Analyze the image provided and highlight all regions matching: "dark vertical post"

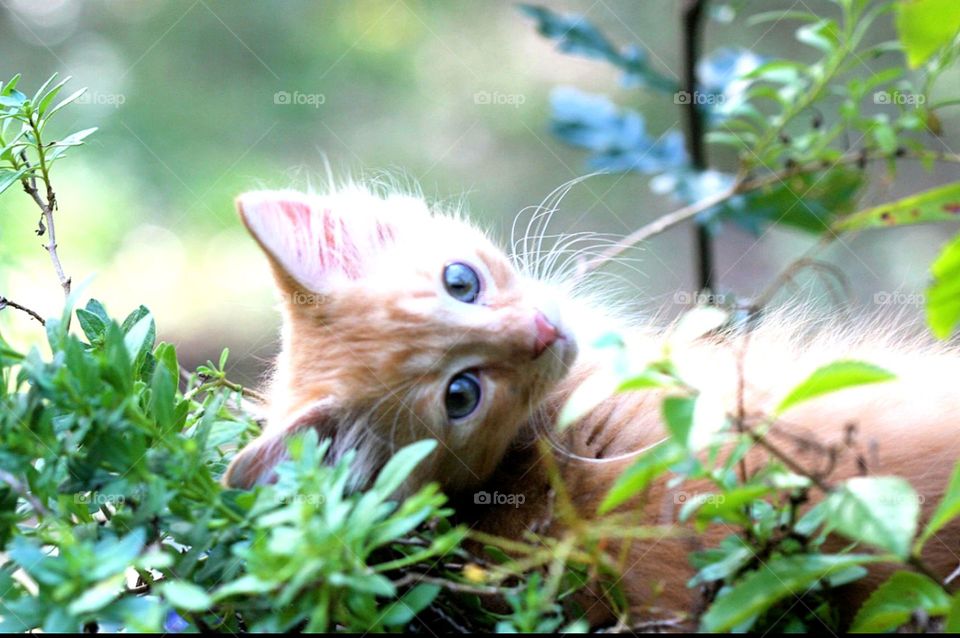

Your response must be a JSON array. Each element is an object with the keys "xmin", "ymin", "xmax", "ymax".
[{"xmin": 681, "ymin": 0, "xmax": 714, "ymax": 294}]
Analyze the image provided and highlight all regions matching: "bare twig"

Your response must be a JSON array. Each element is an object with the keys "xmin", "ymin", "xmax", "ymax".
[
  {"xmin": 576, "ymin": 149, "xmax": 960, "ymax": 280},
  {"xmin": 18, "ymin": 115, "xmax": 71, "ymax": 298},
  {"xmin": 0, "ymin": 468, "xmax": 50, "ymax": 516},
  {"xmin": 576, "ymin": 184, "xmax": 738, "ymax": 280},
  {"xmin": 745, "ymin": 426, "xmax": 833, "ymax": 493},
  {"xmin": 0, "ymin": 295, "xmax": 45, "ymax": 325}
]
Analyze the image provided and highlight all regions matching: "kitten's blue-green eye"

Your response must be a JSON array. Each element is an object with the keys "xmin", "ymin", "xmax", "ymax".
[
  {"xmin": 445, "ymin": 372, "xmax": 481, "ymax": 420},
  {"xmin": 443, "ymin": 262, "xmax": 480, "ymax": 303}
]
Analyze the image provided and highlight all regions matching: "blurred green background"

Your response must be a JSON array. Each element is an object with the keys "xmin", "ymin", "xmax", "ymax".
[{"xmin": 1, "ymin": 0, "xmax": 959, "ymax": 386}]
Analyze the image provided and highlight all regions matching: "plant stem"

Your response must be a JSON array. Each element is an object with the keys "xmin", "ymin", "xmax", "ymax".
[
  {"xmin": 0, "ymin": 468, "xmax": 50, "ymax": 516},
  {"xmin": 20, "ymin": 114, "xmax": 71, "ymax": 299},
  {"xmin": 0, "ymin": 295, "xmax": 45, "ymax": 325},
  {"xmin": 680, "ymin": 0, "xmax": 714, "ymax": 293},
  {"xmin": 576, "ymin": 149, "xmax": 960, "ymax": 279}
]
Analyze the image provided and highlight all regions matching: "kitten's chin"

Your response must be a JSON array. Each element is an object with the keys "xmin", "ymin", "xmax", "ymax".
[{"xmin": 545, "ymin": 331, "xmax": 579, "ymax": 380}]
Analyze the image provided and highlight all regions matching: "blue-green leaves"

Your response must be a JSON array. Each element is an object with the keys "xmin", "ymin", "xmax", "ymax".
[
  {"xmin": 519, "ymin": 5, "xmax": 677, "ymax": 92},
  {"xmin": 549, "ymin": 87, "xmax": 688, "ymax": 174}
]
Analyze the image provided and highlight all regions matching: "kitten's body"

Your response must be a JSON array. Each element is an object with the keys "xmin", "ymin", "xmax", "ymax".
[
  {"xmin": 462, "ymin": 318, "xmax": 960, "ymax": 625},
  {"xmin": 225, "ymin": 184, "xmax": 960, "ymax": 628}
]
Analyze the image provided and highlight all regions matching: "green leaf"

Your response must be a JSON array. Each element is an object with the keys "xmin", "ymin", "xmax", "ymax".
[
  {"xmin": 75, "ymin": 308, "xmax": 106, "ymax": 342},
  {"xmin": 915, "ymin": 459, "xmax": 960, "ymax": 552},
  {"xmin": 150, "ymin": 365, "xmax": 176, "ymax": 432},
  {"xmin": 662, "ymin": 393, "xmax": 729, "ymax": 452},
  {"xmin": 159, "ymin": 580, "xmax": 213, "ymax": 612},
  {"xmin": 662, "ymin": 396, "xmax": 695, "ymax": 447},
  {"xmin": 212, "ymin": 575, "xmax": 275, "ymax": 601},
  {"xmin": 684, "ymin": 484, "xmax": 773, "ymax": 530},
  {"xmin": 701, "ymin": 554, "xmax": 881, "ymax": 632},
  {"xmin": 775, "ymin": 360, "xmax": 895, "ymax": 415},
  {"xmin": 832, "ymin": 181, "xmax": 960, "ymax": 233},
  {"xmin": 689, "ymin": 536, "xmax": 754, "ymax": 587},
  {"xmin": 851, "ymin": 571, "xmax": 950, "ymax": 632},
  {"xmin": 598, "ymin": 440, "xmax": 685, "ymax": 514},
  {"xmin": 30, "ymin": 73, "xmax": 60, "ymax": 104},
  {"xmin": 926, "ymin": 232, "xmax": 960, "ymax": 339},
  {"xmin": 122, "ymin": 312, "xmax": 155, "ymax": 365},
  {"xmin": 946, "ymin": 591, "xmax": 960, "ymax": 632},
  {"xmin": 42, "ymin": 87, "xmax": 86, "ymax": 121},
  {"xmin": 0, "ymin": 166, "xmax": 28, "ymax": 195},
  {"xmin": 796, "ymin": 18, "xmax": 841, "ymax": 53},
  {"xmin": 716, "ymin": 167, "xmax": 865, "ymax": 235},
  {"xmin": 371, "ymin": 439, "xmax": 437, "ymax": 498},
  {"xmin": 826, "ymin": 477, "xmax": 920, "ymax": 558},
  {"xmin": 68, "ymin": 573, "xmax": 125, "ymax": 615},
  {"xmin": 44, "ymin": 127, "xmax": 97, "ymax": 163},
  {"xmin": 90, "ymin": 529, "xmax": 146, "ymax": 579},
  {"xmin": 35, "ymin": 77, "xmax": 71, "ymax": 117},
  {"xmin": 379, "ymin": 583, "xmax": 441, "ymax": 627},
  {"xmin": 895, "ymin": 0, "xmax": 960, "ymax": 68}
]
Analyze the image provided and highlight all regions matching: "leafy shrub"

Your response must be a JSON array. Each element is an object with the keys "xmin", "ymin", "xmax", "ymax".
[{"xmin": 3, "ymin": 0, "xmax": 960, "ymax": 632}]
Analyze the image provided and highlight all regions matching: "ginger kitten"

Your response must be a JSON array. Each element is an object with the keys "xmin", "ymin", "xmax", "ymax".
[
  {"xmin": 224, "ymin": 186, "xmax": 577, "ymax": 494},
  {"xmin": 224, "ymin": 185, "xmax": 960, "ymax": 627}
]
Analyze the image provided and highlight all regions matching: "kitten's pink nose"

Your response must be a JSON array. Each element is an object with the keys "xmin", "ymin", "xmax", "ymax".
[{"xmin": 532, "ymin": 311, "xmax": 559, "ymax": 358}]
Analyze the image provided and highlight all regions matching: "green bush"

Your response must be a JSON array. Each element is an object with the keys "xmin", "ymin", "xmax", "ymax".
[{"xmin": 4, "ymin": 0, "xmax": 960, "ymax": 632}]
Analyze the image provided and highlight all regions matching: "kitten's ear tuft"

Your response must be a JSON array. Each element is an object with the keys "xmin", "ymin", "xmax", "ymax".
[
  {"xmin": 236, "ymin": 189, "xmax": 400, "ymax": 293},
  {"xmin": 223, "ymin": 400, "xmax": 337, "ymax": 489}
]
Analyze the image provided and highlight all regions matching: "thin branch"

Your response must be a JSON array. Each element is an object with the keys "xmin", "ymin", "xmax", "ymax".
[
  {"xmin": 576, "ymin": 149, "xmax": 960, "ymax": 280},
  {"xmin": 576, "ymin": 183, "xmax": 738, "ymax": 280},
  {"xmin": 745, "ymin": 426, "xmax": 833, "ymax": 493},
  {"xmin": 19, "ymin": 116, "xmax": 71, "ymax": 299},
  {"xmin": 0, "ymin": 295, "xmax": 45, "ymax": 325},
  {"xmin": 0, "ymin": 468, "xmax": 50, "ymax": 516}
]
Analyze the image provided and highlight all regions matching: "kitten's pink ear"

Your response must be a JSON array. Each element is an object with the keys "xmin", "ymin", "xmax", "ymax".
[
  {"xmin": 236, "ymin": 190, "xmax": 398, "ymax": 293},
  {"xmin": 223, "ymin": 401, "xmax": 336, "ymax": 489}
]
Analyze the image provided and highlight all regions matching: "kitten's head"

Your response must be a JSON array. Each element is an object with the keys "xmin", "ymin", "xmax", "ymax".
[{"xmin": 224, "ymin": 186, "xmax": 577, "ymax": 494}]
